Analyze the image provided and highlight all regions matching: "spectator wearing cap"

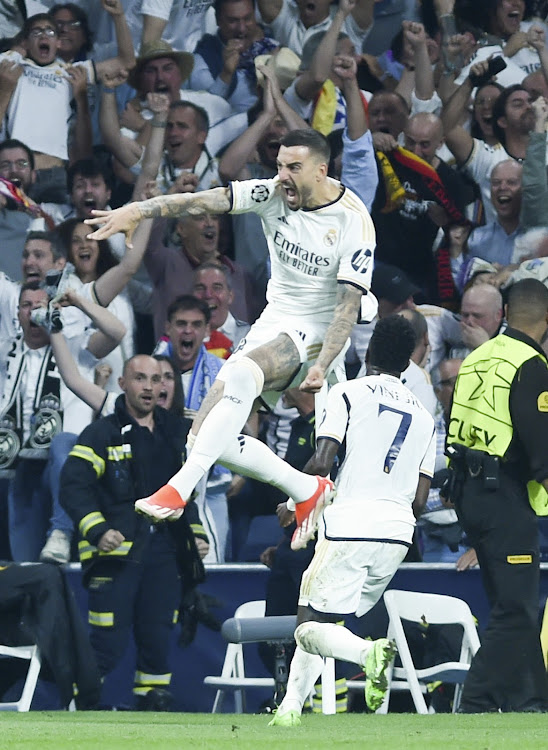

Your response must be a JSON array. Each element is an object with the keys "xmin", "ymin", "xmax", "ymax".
[
  {"xmin": 119, "ymin": 40, "xmax": 247, "ymax": 160},
  {"xmin": 190, "ymin": 0, "xmax": 279, "ymax": 114}
]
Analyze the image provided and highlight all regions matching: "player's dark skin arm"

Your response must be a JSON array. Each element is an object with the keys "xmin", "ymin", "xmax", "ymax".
[
  {"xmin": 412, "ymin": 475, "xmax": 432, "ymax": 518},
  {"xmin": 302, "ymin": 438, "xmax": 339, "ymax": 477}
]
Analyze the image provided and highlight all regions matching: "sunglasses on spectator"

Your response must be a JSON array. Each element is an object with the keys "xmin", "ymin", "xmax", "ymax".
[
  {"xmin": 55, "ymin": 20, "xmax": 82, "ymax": 30},
  {"xmin": 0, "ymin": 160, "xmax": 30, "ymax": 170},
  {"xmin": 29, "ymin": 27, "xmax": 57, "ymax": 38}
]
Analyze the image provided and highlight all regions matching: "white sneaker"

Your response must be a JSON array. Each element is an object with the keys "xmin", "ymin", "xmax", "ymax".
[{"xmin": 39, "ymin": 529, "xmax": 71, "ymax": 564}]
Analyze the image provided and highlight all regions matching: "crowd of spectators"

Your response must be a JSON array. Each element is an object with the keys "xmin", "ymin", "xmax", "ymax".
[{"xmin": 1, "ymin": 0, "xmax": 548, "ymax": 706}]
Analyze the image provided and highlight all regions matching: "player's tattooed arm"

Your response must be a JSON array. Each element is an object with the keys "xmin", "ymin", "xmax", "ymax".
[
  {"xmin": 300, "ymin": 282, "xmax": 362, "ymax": 393},
  {"xmin": 85, "ymin": 187, "xmax": 231, "ymax": 245},
  {"xmin": 137, "ymin": 187, "xmax": 231, "ymax": 219}
]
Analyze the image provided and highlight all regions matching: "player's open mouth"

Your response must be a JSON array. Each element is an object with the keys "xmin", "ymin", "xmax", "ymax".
[
  {"xmin": 84, "ymin": 198, "xmax": 96, "ymax": 209},
  {"xmin": 77, "ymin": 251, "xmax": 91, "ymax": 261},
  {"xmin": 10, "ymin": 177, "xmax": 21, "ymax": 187},
  {"xmin": 203, "ymin": 229, "xmax": 216, "ymax": 240},
  {"xmin": 180, "ymin": 340, "xmax": 193, "ymax": 350},
  {"xmin": 157, "ymin": 389, "xmax": 168, "ymax": 405},
  {"xmin": 141, "ymin": 394, "xmax": 153, "ymax": 404},
  {"xmin": 155, "ymin": 84, "xmax": 170, "ymax": 93},
  {"xmin": 25, "ymin": 271, "xmax": 40, "ymax": 281}
]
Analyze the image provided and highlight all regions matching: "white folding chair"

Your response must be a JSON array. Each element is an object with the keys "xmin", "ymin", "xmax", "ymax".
[
  {"xmin": 204, "ymin": 600, "xmax": 275, "ymax": 712},
  {"xmin": 0, "ymin": 644, "xmax": 41, "ymax": 711},
  {"xmin": 379, "ymin": 589, "xmax": 480, "ymax": 714}
]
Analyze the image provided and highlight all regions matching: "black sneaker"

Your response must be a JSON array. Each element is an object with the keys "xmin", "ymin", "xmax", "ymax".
[{"xmin": 135, "ymin": 688, "xmax": 173, "ymax": 712}]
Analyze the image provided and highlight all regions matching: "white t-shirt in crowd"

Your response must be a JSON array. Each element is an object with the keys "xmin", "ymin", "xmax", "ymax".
[{"xmin": 0, "ymin": 51, "xmax": 95, "ymax": 161}]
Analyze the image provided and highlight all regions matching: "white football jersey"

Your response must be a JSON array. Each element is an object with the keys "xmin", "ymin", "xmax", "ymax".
[
  {"xmin": 230, "ymin": 177, "xmax": 376, "ymax": 324},
  {"xmin": 318, "ymin": 373, "xmax": 436, "ymax": 543}
]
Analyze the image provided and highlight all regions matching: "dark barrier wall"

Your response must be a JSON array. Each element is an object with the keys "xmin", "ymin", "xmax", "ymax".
[{"xmin": 58, "ymin": 562, "xmax": 548, "ymax": 713}]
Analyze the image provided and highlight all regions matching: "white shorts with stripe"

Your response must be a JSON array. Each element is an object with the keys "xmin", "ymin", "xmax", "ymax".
[
  {"xmin": 298, "ymin": 531, "xmax": 408, "ymax": 617},
  {"xmin": 217, "ymin": 305, "xmax": 348, "ymax": 409}
]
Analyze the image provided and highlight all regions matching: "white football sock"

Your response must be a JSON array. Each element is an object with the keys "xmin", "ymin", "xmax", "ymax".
[
  {"xmin": 219, "ymin": 433, "xmax": 318, "ymax": 502},
  {"xmin": 167, "ymin": 358, "xmax": 263, "ymax": 500},
  {"xmin": 276, "ymin": 646, "xmax": 324, "ymax": 715},
  {"xmin": 295, "ymin": 621, "xmax": 372, "ymax": 667}
]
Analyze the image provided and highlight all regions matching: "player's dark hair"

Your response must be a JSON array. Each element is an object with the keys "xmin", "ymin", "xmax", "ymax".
[
  {"xmin": 166, "ymin": 294, "xmax": 211, "ymax": 324},
  {"xmin": 280, "ymin": 129, "xmax": 331, "ymax": 164},
  {"xmin": 492, "ymin": 84, "xmax": 528, "ymax": 145},
  {"xmin": 368, "ymin": 315, "xmax": 416, "ymax": 375},
  {"xmin": 0, "ymin": 138, "xmax": 35, "ymax": 170}
]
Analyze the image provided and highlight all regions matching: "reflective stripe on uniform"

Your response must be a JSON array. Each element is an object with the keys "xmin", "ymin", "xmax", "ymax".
[
  {"xmin": 69, "ymin": 444, "xmax": 105, "ymax": 477},
  {"xmin": 134, "ymin": 671, "xmax": 171, "ymax": 686},
  {"xmin": 107, "ymin": 445, "xmax": 132, "ymax": 462},
  {"xmin": 79, "ymin": 511, "xmax": 107, "ymax": 538},
  {"xmin": 89, "ymin": 610, "xmax": 114, "ymax": 627}
]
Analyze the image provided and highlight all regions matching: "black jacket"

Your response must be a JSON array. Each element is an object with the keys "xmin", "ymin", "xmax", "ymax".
[{"xmin": 60, "ymin": 395, "xmax": 207, "ymax": 581}]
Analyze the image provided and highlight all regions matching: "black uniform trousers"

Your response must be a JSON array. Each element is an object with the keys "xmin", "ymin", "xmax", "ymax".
[
  {"xmin": 87, "ymin": 527, "xmax": 179, "ymax": 691},
  {"xmin": 456, "ymin": 470, "xmax": 548, "ymax": 712}
]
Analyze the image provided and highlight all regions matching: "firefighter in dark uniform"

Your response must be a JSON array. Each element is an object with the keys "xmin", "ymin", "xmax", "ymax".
[
  {"xmin": 60, "ymin": 355, "xmax": 209, "ymax": 710},
  {"xmin": 445, "ymin": 278, "xmax": 548, "ymax": 713}
]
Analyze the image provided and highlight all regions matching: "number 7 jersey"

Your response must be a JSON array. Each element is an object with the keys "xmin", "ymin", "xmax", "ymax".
[{"xmin": 318, "ymin": 373, "xmax": 436, "ymax": 543}]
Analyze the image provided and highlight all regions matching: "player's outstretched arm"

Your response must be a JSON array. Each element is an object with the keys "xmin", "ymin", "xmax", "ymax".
[
  {"xmin": 300, "ymin": 283, "xmax": 363, "ymax": 393},
  {"xmin": 85, "ymin": 186, "xmax": 232, "ymax": 246}
]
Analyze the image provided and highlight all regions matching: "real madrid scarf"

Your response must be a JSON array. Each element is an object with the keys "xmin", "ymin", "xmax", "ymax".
[{"xmin": 0, "ymin": 336, "xmax": 63, "ymax": 468}]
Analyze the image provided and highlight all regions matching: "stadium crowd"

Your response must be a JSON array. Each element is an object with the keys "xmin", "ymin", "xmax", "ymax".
[{"xmin": 1, "ymin": 0, "xmax": 548, "ymax": 713}]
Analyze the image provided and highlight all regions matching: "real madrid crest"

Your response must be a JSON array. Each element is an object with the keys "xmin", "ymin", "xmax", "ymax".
[
  {"xmin": 0, "ymin": 416, "xmax": 20, "ymax": 469},
  {"xmin": 29, "ymin": 394, "xmax": 62, "ymax": 449},
  {"xmin": 324, "ymin": 229, "xmax": 337, "ymax": 247}
]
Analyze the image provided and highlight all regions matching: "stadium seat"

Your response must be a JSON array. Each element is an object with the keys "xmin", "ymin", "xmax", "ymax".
[
  {"xmin": 204, "ymin": 600, "xmax": 337, "ymax": 714},
  {"xmin": 204, "ymin": 600, "xmax": 275, "ymax": 712},
  {"xmin": 0, "ymin": 644, "xmax": 41, "ymax": 711},
  {"xmin": 378, "ymin": 590, "xmax": 480, "ymax": 714}
]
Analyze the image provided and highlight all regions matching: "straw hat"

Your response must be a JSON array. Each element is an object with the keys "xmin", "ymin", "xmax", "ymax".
[
  {"xmin": 254, "ymin": 46, "xmax": 301, "ymax": 91},
  {"xmin": 128, "ymin": 40, "xmax": 194, "ymax": 90}
]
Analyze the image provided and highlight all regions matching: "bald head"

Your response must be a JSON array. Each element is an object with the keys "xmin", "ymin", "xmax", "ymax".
[
  {"xmin": 404, "ymin": 112, "xmax": 444, "ymax": 165},
  {"xmin": 461, "ymin": 284, "xmax": 503, "ymax": 338}
]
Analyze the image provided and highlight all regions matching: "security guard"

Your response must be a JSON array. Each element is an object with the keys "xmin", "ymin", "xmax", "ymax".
[
  {"xmin": 446, "ymin": 278, "xmax": 548, "ymax": 713},
  {"xmin": 60, "ymin": 354, "xmax": 208, "ymax": 710}
]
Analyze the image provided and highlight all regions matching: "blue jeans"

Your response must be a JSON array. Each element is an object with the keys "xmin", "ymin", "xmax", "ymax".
[{"xmin": 8, "ymin": 432, "xmax": 77, "ymax": 561}]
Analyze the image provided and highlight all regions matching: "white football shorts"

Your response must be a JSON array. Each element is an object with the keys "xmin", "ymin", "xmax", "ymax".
[{"xmin": 298, "ymin": 532, "xmax": 408, "ymax": 617}]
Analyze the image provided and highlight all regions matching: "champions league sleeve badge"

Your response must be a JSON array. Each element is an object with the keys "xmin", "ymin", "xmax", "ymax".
[
  {"xmin": 251, "ymin": 185, "xmax": 270, "ymax": 203},
  {"xmin": 0, "ymin": 416, "xmax": 21, "ymax": 469}
]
